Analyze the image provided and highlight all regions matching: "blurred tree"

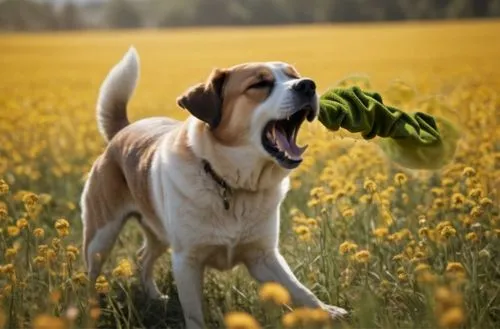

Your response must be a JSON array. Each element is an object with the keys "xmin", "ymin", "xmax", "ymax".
[
  {"xmin": 106, "ymin": 0, "xmax": 142, "ymax": 29},
  {"xmin": 59, "ymin": 1, "xmax": 84, "ymax": 30}
]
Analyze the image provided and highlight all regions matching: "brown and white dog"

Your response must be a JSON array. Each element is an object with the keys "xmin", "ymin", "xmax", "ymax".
[{"xmin": 81, "ymin": 47, "xmax": 347, "ymax": 328}]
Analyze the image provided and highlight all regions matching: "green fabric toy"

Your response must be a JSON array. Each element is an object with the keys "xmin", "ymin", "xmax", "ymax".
[{"xmin": 318, "ymin": 86, "xmax": 460, "ymax": 170}]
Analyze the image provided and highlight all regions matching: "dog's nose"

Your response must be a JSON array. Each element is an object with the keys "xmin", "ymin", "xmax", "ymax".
[{"xmin": 292, "ymin": 78, "xmax": 316, "ymax": 98}]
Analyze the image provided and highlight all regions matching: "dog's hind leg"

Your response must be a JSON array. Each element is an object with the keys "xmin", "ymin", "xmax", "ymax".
[
  {"xmin": 81, "ymin": 156, "xmax": 133, "ymax": 284},
  {"xmin": 136, "ymin": 224, "xmax": 168, "ymax": 299}
]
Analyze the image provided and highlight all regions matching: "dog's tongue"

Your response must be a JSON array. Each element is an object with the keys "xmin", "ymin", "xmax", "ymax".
[{"xmin": 274, "ymin": 125, "xmax": 308, "ymax": 159}]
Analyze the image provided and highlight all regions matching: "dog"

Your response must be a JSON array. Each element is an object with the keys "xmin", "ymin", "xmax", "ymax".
[{"xmin": 80, "ymin": 47, "xmax": 347, "ymax": 328}]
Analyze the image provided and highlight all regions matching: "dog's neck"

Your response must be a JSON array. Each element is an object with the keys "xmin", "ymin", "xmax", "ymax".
[{"xmin": 187, "ymin": 118, "xmax": 289, "ymax": 192}]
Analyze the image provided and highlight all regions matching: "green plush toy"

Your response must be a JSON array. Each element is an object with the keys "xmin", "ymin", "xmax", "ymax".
[{"xmin": 318, "ymin": 86, "xmax": 460, "ymax": 170}]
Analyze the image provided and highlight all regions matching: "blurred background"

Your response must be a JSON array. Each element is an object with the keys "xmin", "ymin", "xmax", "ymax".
[{"xmin": 1, "ymin": 0, "xmax": 499, "ymax": 31}]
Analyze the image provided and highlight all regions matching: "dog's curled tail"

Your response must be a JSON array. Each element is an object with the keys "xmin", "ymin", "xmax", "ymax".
[{"xmin": 96, "ymin": 46, "xmax": 140, "ymax": 142}]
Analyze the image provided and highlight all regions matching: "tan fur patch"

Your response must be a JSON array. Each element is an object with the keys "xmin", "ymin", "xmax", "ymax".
[{"xmin": 213, "ymin": 63, "xmax": 275, "ymax": 145}]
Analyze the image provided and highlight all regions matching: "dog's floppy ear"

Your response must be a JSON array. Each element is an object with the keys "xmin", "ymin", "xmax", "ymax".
[{"xmin": 177, "ymin": 68, "xmax": 227, "ymax": 129}]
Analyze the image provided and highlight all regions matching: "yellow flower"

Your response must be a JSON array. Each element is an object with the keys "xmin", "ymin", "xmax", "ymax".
[
  {"xmin": 72, "ymin": 272, "xmax": 88, "ymax": 286},
  {"xmin": 0, "ymin": 205, "xmax": 7, "ymax": 221},
  {"xmin": 398, "ymin": 273, "xmax": 408, "ymax": 282},
  {"xmin": 224, "ymin": 311, "xmax": 261, "ymax": 329},
  {"xmin": 354, "ymin": 250, "xmax": 371, "ymax": 263},
  {"xmin": 7, "ymin": 226, "xmax": 20, "ymax": 237},
  {"xmin": 363, "ymin": 179, "xmax": 377, "ymax": 193},
  {"xmin": 468, "ymin": 188, "xmax": 483, "ymax": 199},
  {"xmin": 258, "ymin": 282, "xmax": 291, "ymax": 306},
  {"xmin": 479, "ymin": 197, "xmax": 493, "ymax": 208},
  {"xmin": 440, "ymin": 226, "xmax": 457, "ymax": 238},
  {"xmin": 4, "ymin": 248, "xmax": 17, "ymax": 259},
  {"xmin": 462, "ymin": 167, "xmax": 476, "ymax": 177},
  {"xmin": 32, "ymin": 314, "xmax": 67, "ymax": 329},
  {"xmin": 341, "ymin": 208, "xmax": 355, "ymax": 218},
  {"xmin": 54, "ymin": 218, "xmax": 70, "ymax": 237},
  {"xmin": 339, "ymin": 241, "xmax": 358, "ymax": 255},
  {"xmin": 394, "ymin": 172, "xmax": 408, "ymax": 186},
  {"xmin": 373, "ymin": 227, "xmax": 389, "ymax": 238},
  {"xmin": 438, "ymin": 307, "xmax": 465, "ymax": 328},
  {"xmin": 22, "ymin": 192, "xmax": 39, "ymax": 207},
  {"xmin": 95, "ymin": 275, "xmax": 110, "ymax": 294},
  {"xmin": 470, "ymin": 206, "xmax": 483, "ymax": 219},
  {"xmin": 294, "ymin": 225, "xmax": 310, "ymax": 236},
  {"xmin": 33, "ymin": 228, "xmax": 45, "ymax": 238},
  {"xmin": 0, "ymin": 179, "xmax": 9, "ymax": 195},
  {"xmin": 445, "ymin": 262, "xmax": 466, "ymax": 275},
  {"xmin": 16, "ymin": 218, "xmax": 28, "ymax": 229},
  {"xmin": 282, "ymin": 307, "xmax": 329, "ymax": 328},
  {"xmin": 33, "ymin": 256, "xmax": 46, "ymax": 267},
  {"xmin": 465, "ymin": 232, "xmax": 478, "ymax": 243},
  {"xmin": 112, "ymin": 259, "xmax": 133, "ymax": 279}
]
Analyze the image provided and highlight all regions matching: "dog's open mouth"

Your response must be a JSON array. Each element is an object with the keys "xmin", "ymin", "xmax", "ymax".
[{"xmin": 262, "ymin": 106, "xmax": 315, "ymax": 169}]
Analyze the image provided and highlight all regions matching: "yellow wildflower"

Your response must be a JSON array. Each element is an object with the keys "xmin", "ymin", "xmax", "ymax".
[
  {"xmin": 72, "ymin": 272, "xmax": 88, "ymax": 285},
  {"xmin": 479, "ymin": 197, "xmax": 493, "ymax": 208},
  {"xmin": 7, "ymin": 226, "xmax": 20, "ymax": 237},
  {"xmin": 341, "ymin": 208, "xmax": 355, "ymax": 218},
  {"xmin": 32, "ymin": 314, "xmax": 66, "ymax": 329},
  {"xmin": 95, "ymin": 275, "xmax": 110, "ymax": 294},
  {"xmin": 462, "ymin": 167, "xmax": 476, "ymax": 177},
  {"xmin": 373, "ymin": 227, "xmax": 389, "ymax": 238},
  {"xmin": 112, "ymin": 259, "xmax": 133, "ymax": 279},
  {"xmin": 465, "ymin": 232, "xmax": 478, "ymax": 243},
  {"xmin": 0, "ymin": 179, "xmax": 9, "ymax": 195},
  {"xmin": 5, "ymin": 247, "xmax": 17, "ymax": 260},
  {"xmin": 468, "ymin": 187, "xmax": 483, "ymax": 199},
  {"xmin": 445, "ymin": 262, "xmax": 466, "ymax": 275},
  {"xmin": 470, "ymin": 206, "xmax": 483, "ymax": 219},
  {"xmin": 0, "ymin": 205, "xmax": 7, "ymax": 221},
  {"xmin": 363, "ymin": 179, "xmax": 377, "ymax": 193},
  {"xmin": 258, "ymin": 282, "xmax": 291, "ymax": 306},
  {"xmin": 224, "ymin": 311, "xmax": 261, "ymax": 329},
  {"xmin": 354, "ymin": 250, "xmax": 371, "ymax": 263},
  {"xmin": 398, "ymin": 273, "xmax": 408, "ymax": 282},
  {"xmin": 16, "ymin": 218, "xmax": 28, "ymax": 229},
  {"xmin": 339, "ymin": 241, "xmax": 358, "ymax": 255},
  {"xmin": 33, "ymin": 228, "xmax": 45, "ymax": 238},
  {"xmin": 394, "ymin": 172, "xmax": 408, "ymax": 186},
  {"xmin": 33, "ymin": 255, "xmax": 46, "ymax": 267},
  {"xmin": 54, "ymin": 218, "xmax": 70, "ymax": 237},
  {"xmin": 438, "ymin": 307, "xmax": 465, "ymax": 328}
]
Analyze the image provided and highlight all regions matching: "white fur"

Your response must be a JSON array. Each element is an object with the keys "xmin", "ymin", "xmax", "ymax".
[{"xmin": 96, "ymin": 46, "xmax": 140, "ymax": 141}]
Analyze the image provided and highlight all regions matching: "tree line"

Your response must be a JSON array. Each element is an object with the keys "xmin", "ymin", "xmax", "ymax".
[{"xmin": 1, "ymin": 0, "xmax": 499, "ymax": 31}]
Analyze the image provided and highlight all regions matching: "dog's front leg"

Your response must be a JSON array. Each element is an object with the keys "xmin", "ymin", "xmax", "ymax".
[
  {"xmin": 246, "ymin": 248, "xmax": 347, "ymax": 319},
  {"xmin": 172, "ymin": 252, "xmax": 205, "ymax": 329}
]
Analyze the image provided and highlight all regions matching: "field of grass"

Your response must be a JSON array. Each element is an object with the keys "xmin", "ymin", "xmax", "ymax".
[{"xmin": 0, "ymin": 20, "xmax": 499, "ymax": 329}]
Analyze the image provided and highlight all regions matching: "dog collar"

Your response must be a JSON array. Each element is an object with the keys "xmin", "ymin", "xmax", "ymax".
[{"xmin": 202, "ymin": 160, "xmax": 232, "ymax": 210}]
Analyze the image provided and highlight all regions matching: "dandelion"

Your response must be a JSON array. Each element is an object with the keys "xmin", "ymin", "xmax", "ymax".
[
  {"xmin": 224, "ymin": 311, "xmax": 261, "ymax": 329},
  {"xmin": 354, "ymin": 250, "xmax": 371, "ymax": 263},
  {"xmin": 364, "ymin": 179, "xmax": 377, "ymax": 193},
  {"xmin": 7, "ymin": 226, "xmax": 20, "ymax": 237},
  {"xmin": 373, "ymin": 227, "xmax": 389, "ymax": 238},
  {"xmin": 465, "ymin": 232, "xmax": 478, "ymax": 243},
  {"xmin": 394, "ymin": 172, "xmax": 408, "ymax": 186},
  {"xmin": 468, "ymin": 188, "xmax": 483, "ymax": 199},
  {"xmin": 16, "ymin": 218, "xmax": 28, "ymax": 229},
  {"xmin": 22, "ymin": 192, "xmax": 39, "ymax": 208},
  {"xmin": 339, "ymin": 241, "xmax": 358, "ymax": 255},
  {"xmin": 438, "ymin": 307, "xmax": 465, "ymax": 328},
  {"xmin": 54, "ymin": 218, "xmax": 70, "ymax": 237},
  {"xmin": 479, "ymin": 197, "xmax": 493, "ymax": 208},
  {"xmin": 341, "ymin": 208, "xmax": 355, "ymax": 218},
  {"xmin": 462, "ymin": 167, "xmax": 476, "ymax": 177},
  {"xmin": 95, "ymin": 275, "xmax": 109, "ymax": 294},
  {"xmin": 112, "ymin": 259, "xmax": 133, "ymax": 279},
  {"xmin": 258, "ymin": 282, "xmax": 291, "ymax": 306},
  {"xmin": 440, "ymin": 226, "xmax": 457, "ymax": 239},
  {"xmin": 470, "ymin": 206, "xmax": 483, "ymax": 219},
  {"xmin": 0, "ymin": 179, "xmax": 9, "ymax": 195},
  {"xmin": 33, "ymin": 228, "xmax": 45, "ymax": 238},
  {"xmin": 32, "ymin": 314, "xmax": 66, "ymax": 329},
  {"xmin": 445, "ymin": 262, "xmax": 465, "ymax": 274},
  {"xmin": 72, "ymin": 272, "xmax": 88, "ymax": 285}
]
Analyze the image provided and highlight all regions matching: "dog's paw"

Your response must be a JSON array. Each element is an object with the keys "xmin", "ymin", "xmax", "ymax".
[{"xmin": 322, "ymin": 304, "xmax": 349, "ymax": 320}]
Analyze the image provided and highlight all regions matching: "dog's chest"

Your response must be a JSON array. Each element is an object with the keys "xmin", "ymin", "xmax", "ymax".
[{"xmin": 189, "ymin": 189, "xmax": 282, "ymax": 270}]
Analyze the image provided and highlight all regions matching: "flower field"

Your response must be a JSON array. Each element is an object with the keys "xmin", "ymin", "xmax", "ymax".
[{"xmin": 0, "ymin": 20, "xmax": 499, "ymax": 329}]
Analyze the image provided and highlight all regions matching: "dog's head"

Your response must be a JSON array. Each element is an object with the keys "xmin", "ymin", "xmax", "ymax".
[{"xmin": 177, "ymin": 62, "xmax": 318, "ymax": 170}]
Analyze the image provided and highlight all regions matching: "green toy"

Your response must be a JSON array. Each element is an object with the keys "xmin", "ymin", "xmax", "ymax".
[{"xmin": 318, "ymin": 86, "xmax": 460, "ymax": 170}]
